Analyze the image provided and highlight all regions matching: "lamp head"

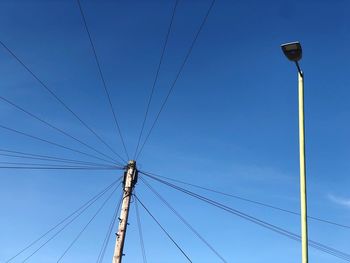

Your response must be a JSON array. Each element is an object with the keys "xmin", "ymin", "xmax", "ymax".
[{"xmin": 281, "ymin": 41, "xmax": 302, "ymax": 62}]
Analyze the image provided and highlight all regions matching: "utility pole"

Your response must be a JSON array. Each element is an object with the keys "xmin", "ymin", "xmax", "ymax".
[{"xmin": 112, "ymin": 160, "xmax": 138, "ymax": 263}]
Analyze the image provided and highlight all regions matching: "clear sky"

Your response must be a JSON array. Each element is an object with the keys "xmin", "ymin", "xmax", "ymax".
[{"xmin": 0, "ymin": 0, "xmax": 350, "ymax": 262}]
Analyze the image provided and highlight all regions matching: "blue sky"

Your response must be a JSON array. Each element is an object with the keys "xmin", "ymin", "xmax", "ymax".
[{"xmin": 0, "ymin": 0, "xmax": 349, "ymax": 262}]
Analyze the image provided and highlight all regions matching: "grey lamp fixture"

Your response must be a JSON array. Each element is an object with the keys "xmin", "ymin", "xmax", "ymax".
[{"xmin": 281, "ymin": 41, "xmax": 303, "ymax": 74}]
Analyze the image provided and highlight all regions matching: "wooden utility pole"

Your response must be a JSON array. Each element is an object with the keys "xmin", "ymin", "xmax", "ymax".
[{"xmin": 112, "ymin": 160, "xmax": 138, "ymax": 263}]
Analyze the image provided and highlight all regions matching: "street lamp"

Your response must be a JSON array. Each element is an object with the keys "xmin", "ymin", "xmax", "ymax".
[
  {"xmin": 281, "ymin": 41, "xmax": 303, "ymax": 74},
  {"xmin": 281, "ymin": 41, "xmax": 309, "ymax": 263}
]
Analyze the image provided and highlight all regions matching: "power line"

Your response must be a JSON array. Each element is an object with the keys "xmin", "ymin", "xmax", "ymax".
[
  {"xmin": 0, "ymin": 123, "xmax": 115, "ymax": 164},
  {"xmin": 56, "ymin": 183, "xmax": 119, "ymax": 262},
  {"xmin": 0, "ymin": 96, "xmax": 120, "ymax": 165},
  {"xmin": 0, "ymin": 151, "xmax": 112, "ymax": 167},
  {"xmin": 140, "ymin": 177, "xmax": 227, "ymax": 263},
  {"xmin": 134, "ymin": 195, "xmax": 193, "ymax": 263},
  {"xmin": 0, "ymin": 166, "xmax": 120, "ymax": 170},
  {"xmin": 97, "ymin": 191, "xmax": 124, "ymax": 263},
  {"xmin": 135, "ymin": 0, "xmax": 216, "ymax": 160},
  {"xmin": 0, "ymin": 39, "xmax": 126, "ymax": 164},
  {"xmin": 0, "ymin": 161, "xmax": 114, "ymax": 168},
  {"xmin": 22, "ymin": 181, "xmax": 122, "ymax": 262},
  {"xmin": 6, "ymin": 178, "xmax": 121, "ymax": 263},
  {"xmin": 147, "ymin": 174, "xmax": 350, "ymax": 261},
  {"xmin": 141, "ymin": 170, "xmax": 350, "ymax": 230},
  {"xmin": 0, "ymin": 160, "xmax": 119, "ymax": 170},
  {"xmin": 143, "ymin": 173, "xmax": 350, "ymax": 262},
  {"xmin": 134, "ymin": 190, "xmax": 148, "ymax": 263},
  {"xmin": 0, "ymin": 148, "xmax": 115, "ymax": 166},
  {"xmin": 133, "ymin": 0, "xmax": 180, "ymax": 159},
  {"xmin": 76, "ymin": 0, "xmax": 129, "ymax": 161}
]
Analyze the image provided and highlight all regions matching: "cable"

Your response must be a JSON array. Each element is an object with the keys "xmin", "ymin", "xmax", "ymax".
[
  {"xmin": 77, "ymin": 0, "xmax": 129, "ymax": 161},
  {"xmin": 0, "ymin": 160, "xmax": 120, "ymax": 169},
  {"xmin": 6, "ymin": 178, "xmax": 121, "ymax": 262},
  {"xmin": 140, "ymin": 177, "xmax": 227, "ymax": 262},
  {"xmin": 143, "ymin": 173, "xmax": 350, "ymax": 262},
  {"xmin": 0, "ymin": 96, "xmax": 120, "ymax": 165},
  {"xmin": 133, "ymin": 0, "xmax": 180, "ymax": 159},
  {"xmin": 56, "ymin": 183, "xmax": 119, "ymax": 262},
  {"xmin": 135, "ymin": 0, "xmax": 216, "ymax": 160},
  {"xmin": 0, "ymin": 161, "xmax": 115, "ymax": 168},
  {"xmin": 0, "ymin": 39, "xmax": 126, "ymax": 164},
  {"xmin": 0, "ymin": 148, "xmax": 114, "ymax": 167},
  {"xmin": 0, "ymin": 152, "xmax": 112, "ymax": 167},
  {"xmin": 0, "ymin": 123, "xmax": 114, "ymax": 164},
  {"xmin": 149, "ymin": 174, "xmax": 350, "ymax": 261},
  {"xmin": 135, "ymin": 195, "xmax": 193, "ymax": 263},
  {"xmin": 134, "ymin": 190, "xmax": 147, "ymax": 263},
  {"xmin": 97, "ymin": 191, "xmax": 124, "ymax": 263},
  {"xmin": 141, "ymin": 170, "xmax": 350, "ymax": 230},
  {"xmin": 0, "ymin": 166, "xmax": 121, "ymax": 170},
  {"xmin": 22, "ymin": 181, "xmax": 122, "ymax": 262}
]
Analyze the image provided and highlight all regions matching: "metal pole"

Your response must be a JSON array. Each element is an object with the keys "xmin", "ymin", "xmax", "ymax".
[
  {"xmin": 298, "ymin": 70, "xmax": 309, "ymax": 263},
  {"xmin": 113, "ymin": 160, "xmax": 137, "ymax": 263}
]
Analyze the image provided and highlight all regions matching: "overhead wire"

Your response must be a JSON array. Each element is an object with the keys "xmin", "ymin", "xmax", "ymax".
[
  {"xmin": 0, "ymin": 166, "xmax": 121, "ymax": 170},
  {"xmin": 135, "ymin": 195, "xmax": 193, "ymax": 263},
  {"xmin": 135, "ymin": 0, "xmax": 216, "ymax": 160},
  {"xmin": 0, "ymin": 151, "xmax": 113, "ymax": 167},
  {"xmin": 142, "ymin": 173, "xmax": 350, "ymax": 262},
  {"xmin": 134, "ymin": 190, "xmax": 148, "ymax": 263},
  {"xmin": 141, "ymin": 170, "xmax": 350, "ymax": 230},
  {"xmin": 0, "ymin": 160, "xmax": 120, "ymax": 170},
  {"xmin": 148, "ymin": 174, "xmax": 350, "ymax": 261},
  {"xmin": 22, "ymin": 181, "xmax": 122, "ymax": 263},
  {"xmin": 0, "ymin": 96, "xmax": 120, "ymax": 165},
  {"xmin": 56, "ymin": 183, "xmax": 120, "ymax": 262},
  {"xmin": 76, "ymin": 0, "xmax": 129, "ymax": 161},
  {"xmin": 0, "ymin": 123, "xmax": 115, "ymax": 165},
  {"xmin": 140, "ymin": 177, "xmax": 227, "ymax": 263},
  {"xmin": 6, "ymin": 178, "xmax": 122, "ymax": 263},
  {"xmin": 0, "ymin": 39, "xmax": 126, "ymax": 164},
  {"xmin": 96, "ymin": 191, "xmax": 124, "ymax": 263},
  {"xmin": 0, "ymin": 148, "xmax": 115, "ymax": 166},
  {"xmin": 0, "ymin": 161, "xmax": 115, "ymax": 168},
  {"xmin": 133, "ymin": 0, "xmax": 180, "ymax": 159}
]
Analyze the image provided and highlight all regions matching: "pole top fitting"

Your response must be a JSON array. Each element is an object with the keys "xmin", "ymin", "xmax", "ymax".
[
  {"xmin": 125, "ymin": 160, "xmax": 137, "ymax": 174},
  {"xmin": 123, "ymin": 160, "xmax": 138, "ymax": 187},
  {"xmin": 128, "ymin": 160, "xmax": 136, "ymax": 167},
  {"xmin": 128, "ymin": 160, "xmax": 136, "ymax": 164},
  {"xmin": 123, "ymin": 160, "xmax": 136, "ymax": 170}
]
